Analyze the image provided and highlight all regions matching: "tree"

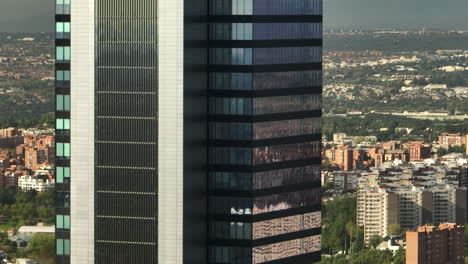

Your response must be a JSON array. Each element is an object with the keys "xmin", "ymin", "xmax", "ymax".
[
  {"xmin": 27, "ymin": 233, "xmax": 55, "ymax": 260},
  {"xmin": 393, "ymin": 248, "xmax": 406, "ymax": 264},
  {"xmin": 368, "ymin": 235, "xmax": 383, "ymax": 249},
  {"xmin": 388, "ymin": 224, "xmax": 403, "ymax": 236}
]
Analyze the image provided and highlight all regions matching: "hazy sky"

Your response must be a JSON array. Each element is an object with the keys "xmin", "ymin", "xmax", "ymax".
[{"xmin": 0, "ymin": 0, "xmax": 467, "ymax": 32}]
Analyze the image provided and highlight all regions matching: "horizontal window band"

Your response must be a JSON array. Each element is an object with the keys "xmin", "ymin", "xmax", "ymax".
[
  {"xmin": 208, "ymin": 87, "xmax": 322, "ymax": 97},
  {"xmin": 96, "ymin": 66, "xmax": 157, "ymax": 70},
  {"xmin": 96, "ymin": 165, "xmax": 157, "ymax": 170},
  {"xmin": 96, "ymin": 41, "xmax": 158, "ymax": 44},
  {"xmin": 208, "ymin": 205, "xmax": 321, "ymax": 222},
  {"xmin": 96, "ymin": 91, "xmax": 157, "ymax": 95},
  {"xmin": 55, "ymin": 112, "xmax": 70, "ymax": 119},
  {"xmin": 55, "ymin": 87, "xmax": 70, "ymax": 94},
  {"xmin": 96, "ymin": 16, "xmax": 157, "ymax": 20},
  {"xmin": 95, "ymin": 240, "xmax": 156, "ymax": 246},
  {"xmin": 208, "ymin": 63, "xmax": 321, "ymax": 72},
  {"xmin": 204, "ymin": 15, "xmax": 323, "ymax": 23},
  {"xmin": 208, "ymin": 39, "xmax": 322, "ymax": 48},
  {"xmin": 262, "ymin": 251, "xmax": 321, "ymax": 264},
  {"xmin": 55, "ymin": 63, "xmax": 70, "ymax": 71},
  {"xmin": 208, "ymin": 227, "xmax": 321, "ymax": 247},
  {"xmin": 209, "ymin": 133, "xmax": 321, "ymax": 147},
  {"xmin": 96, "ymin": 215, "xmax": 156, "ymax": 220},
  {"xmin": 55, "ymin": 39, "xmax": 70, "ymax": 46},
  {"xmin": 96, "ymin": 116, "xmax": 157, "ymax": 120},
  {"xmin": 209, "ymin": 157, "xmax": 321, "ymax": 172},
  {"xmin": 96, "ymin": 141, "xmax": 157, "ymax": 145},
  {"xmin": 55, "ymin": 14, "xmax": 70, "ymax": 22},
  {"xmin": 55, "ymin": 135, "xmax": 70, "ymax": 141},
  {"xmin": 209, "ymin": 182, "xmax": 321, "ymax": 197},
  {"xmin": 96, "ymin": 190, "xmax": 156, "ymax": 195},
  {"xmin": 208, "ymin": 110, "xmax": 322, "ymax": 122}
]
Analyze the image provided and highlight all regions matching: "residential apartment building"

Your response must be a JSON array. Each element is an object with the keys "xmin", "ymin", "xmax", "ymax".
[
  {"xmin": 438, "ymin": 133, "xmax": 465, "ymax": 149},
  {"xmin": 357, "ymin": 186, "xmax": 466, "ymax": 242},
  {"xmin": 55, "ymin": 0, "xmax": 323, "ymax": 263},
  {"xmin": 406, "ymin": 224, "xmax": 464, "ymax": 264}
]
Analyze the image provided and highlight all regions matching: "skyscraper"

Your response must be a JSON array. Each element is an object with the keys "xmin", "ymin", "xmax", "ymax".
[{"xmin": 54, "ymin": 0, "xmax": 322, "ymax": 263}]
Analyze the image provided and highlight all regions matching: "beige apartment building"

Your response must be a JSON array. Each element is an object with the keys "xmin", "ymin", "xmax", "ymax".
[{"xmin": 357, "ymin": 186, "xmax": 466, "ymax": 242}]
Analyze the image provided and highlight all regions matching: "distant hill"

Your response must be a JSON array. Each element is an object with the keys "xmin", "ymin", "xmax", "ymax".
[{"xmin": 0, "ymin": 0, "xmax": 54, "ymax": 33}]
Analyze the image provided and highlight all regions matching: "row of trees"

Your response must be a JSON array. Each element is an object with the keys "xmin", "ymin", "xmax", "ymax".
[{"xmin": 0, "ymin": 186, "xmax": 55, "ymax": 227}]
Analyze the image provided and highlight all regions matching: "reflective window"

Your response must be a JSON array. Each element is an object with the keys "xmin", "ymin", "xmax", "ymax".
[
  {"xmin": 56, "ymin": 46, "xmax": 70, "ymax": 62},
  {"xmin": 210, "ymin": 23, "xmax": 321, "ymax": 40},
  {"xmin": 210, "ymin": 0, "xmax": 322, "ymax": 15},
  {"xmin": 253, "ymin": 47, "xmax": 321, "ymax": 64},
  {"xmin": 253, "ymin": 141, "xmax": 321, "ymax": 165},
  {"xmin": 253, "ymin": 95, "xmax": 321, "ymax": 115},
  {"xmin": 56, "ymin": 192, "xmax": 70, "ymax": 208},
  {"xmin": 56, "ymin": 215, "xmax": 71, "ymax": 229},
  {"xmin": 252, "ymin": 235, "xmax": 320, "ymax": 263},
  {"xmin": 253, "ymin": 189, "xmax": 321, "ymax": 214},
  {"xmin": 209, "ymin": 72, "xmax": 253, "ymax": 90},
  {"xmin": 209, "ymin": 172, "xmax": 252, "ymax": 191},
  {"xmin": 56, "ymin": 142, "xmax": 71, "ymax": 158},
  {"xmin": 253, "ymin": 212, "xmax": 321, "ymax": 239},
  {"xmin": 210, "ymin": 23, "xmax": 253, "ymax": 40},
  {"xmin": 56, "ymin": 166, "xmax": 71, "ymax": 183},
  {"xmin": 56, "ymin": 22, "xmax": 71, "ymax": 39},
  {"xmin": 209, "ymin": 97, "xmax": 252, "ymax": 115},
  {"xmin": 209, "ymin": 246, "xmax": 252, "ymax": 264},
  {"xmin": 56, "ymin": 118, "xmax": 70, "ymax": 135},
  {"xmin": 253, "ymin": 71, "xmax": 322, "ymax": 90},
  {"xmin": 209, "ymin": 122, "xmax": 252, "ymax": 140},
  {"xmin": 253, "ymin": 118, "xmax": 321, "ymax": 139},
  {"xmin": 210, "ymin": 221, "xmax": 252, "ymax": 240},
  {"xmin": 254, "ymin": 23, "xmax": 322, "ymax": 40},
  {"xmin": 210, "ymin": 48, "xmax": 253, "ymax": 65},
  {"xmin": 253, "ymin": 165, "xmax": 320, "ymax": 190},
  {"xmin": 209, "ymin": 71, "xmax": 321, "ymax": 90},
  {"xmin": 56, "ymin": 94, "xmax": 70, "ymax": 111},
  {"xmin": 210, "ymin": 47, "xmax": 321, "ymax": 65},
  {"xmin": 210, "ymin": 197, "xmax": 252, "ymax": 215},
  {"xmin": 209, "ymin": 147, "xmax": 252, "ymax": 165},
  {"xmin": 56, "ymin": 70, "xmax": 70, "ymax": 88},
  {"xmin": 56, "ymin": 0, "xmax": 71, "ymax": 15}
]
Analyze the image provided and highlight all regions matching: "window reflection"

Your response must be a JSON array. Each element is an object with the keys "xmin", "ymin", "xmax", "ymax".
[
  {"xmin": 209, "ymin": 172, "xmax": 252, "ymax": 191},
  {"xmin": 253, "ymin": 141, "xmax": 321, "ymax": 165},
  {"xmin": 253, "ymin": 118, "xmax": 321, "ymax": 139},
  {"xmin": 210, "ymin": 23, "xmax": 321, "ymax": 40},
  {"xmin": 210, "ymin": 197, "xmax": 253, "ymax": 215},
  {"xmin": 56, "ymin": 0, "xmax": 71, "ymax": 15},
  {"xmin": 253, "ymin": 189, "xmax": 321, "ymax": 214},
  {"xmin": 209, "ymin": 0, "xmax": 322, "ymax": 15},
  {"xmin": 209, "ymin": 47, "xmax": 321, "ymax": 65},
  {"xmin": 253, "ymin": 166, "xmax": 320, "ymax": 190},
  {"xmin": 253, "ymin": 212, "xmax": 321, "ymax": 239},
  {"xmin": 252, "ymin": 235, "xmax": 320, "ymax": 263},
  {"xmin": 253, "ymin": 95, "xmax": 321, "ymax": 114}
]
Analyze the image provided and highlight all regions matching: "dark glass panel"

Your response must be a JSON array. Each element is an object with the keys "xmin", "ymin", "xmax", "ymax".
[
  {"xmin": 96, "ymin": 218, "xmax": 156, "ymax": 242},
  {"xmin": 252, "ymin": 165, "xmax": 320, "ymax": 190},
  {"xmin": 209, "ymin": 221, "xmax": 252, "ymax": 240},
  {"xmin": 209, "ymin": 246, "xmax": 252, "ymax": 264},
  {"xmin": 253, "ymin": 118, "xmax": 321, "ymax": 139},
  {"xmin": 253, "ymin": 141, "xmax": 321, "ymax": 165},
  {"xmin": 96, "ymin": 192, "xmax": 157, "ymax": 218}
]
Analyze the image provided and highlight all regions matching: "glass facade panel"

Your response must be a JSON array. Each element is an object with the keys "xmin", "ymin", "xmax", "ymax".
[
  {"xmin": 209, "ymin": 122, "xmax": 252, "ymax": 140},
  {"xmin": 253, "ymin": 189, "xmax": 321, "ymax": 214},
  {"xmin": 56, "ymin": 22, "xmax": 71, "ymax": 39},
  {"xmin": 209, "ymin": 147, "xmax": 252, "ymax": 165},
  {"xmin": 56, "ymin": 239, "xmax": 64, "ymax": 255},
  {"xmin": 253, "ymin": 118, "xmax": 321, "ymax": 139},
  {"xmin": 210, "ymin": 197, "xmax": 252, "ymax": 215},
  {"xmin": 210, "ymin": 23, "xmax": 321, "ymax": 40},
  {"xmin": 210, "ymin": 47, "xmax": 321, "ymax": 65},
  {"xmin": 56, "ymin": 70, "xmax": 70, "ymax": 87},
  {"xmin": 209, "ymin": 172, "xmax": 252, "ymax": 191},
  {"xmin": 209, "ymin": 0, "xmax": 322, "ymax": 15},
  {"xmin": 209, "ymin": 246, "xmax": 252, "ymax": 264},
  {"xmin": 253, "ymin": 211, "xmax": 321, "ymax": 239},
  {"xmin": 56, "ymin": 0, "xmax": 71, "ymax": 15},
  {"xmin": 56, "ymin": 46, "xmax": 70, "ymax": 62},
  {"xmin": 209, "ymin": 221, "xmax": 252, "ymax": 240},
  {"xmin": 253, "ymin": 95, "xmax": 321, "ymax": 114},
  {"xmin": 56, "ymin": 95, "xmax": 70, "ymax": 111},
  {"xmin": 253, "ymin": 141, "xmax": 321, "ymax": 165},
  {"xmin": 252, "ymin": 235, "xmax": 320, "ymax": 263},
  {"xmin": 253, "ymin": 165, "xmax": 320, "ymax": 190},
  {"xmin": 253, "ymin": 71, "xmax": 322, "ymax": 90}
]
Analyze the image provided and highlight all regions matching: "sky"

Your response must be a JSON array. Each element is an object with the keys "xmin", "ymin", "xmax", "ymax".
[{"xmin": 0, "ymin": 0, "xmax": 467, "ymax": 32}]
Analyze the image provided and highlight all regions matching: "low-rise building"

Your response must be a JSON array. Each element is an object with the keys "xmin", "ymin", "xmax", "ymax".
[{"xmin": 18, "ymin": 176, "xmax": 54, "ymax": 192}]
